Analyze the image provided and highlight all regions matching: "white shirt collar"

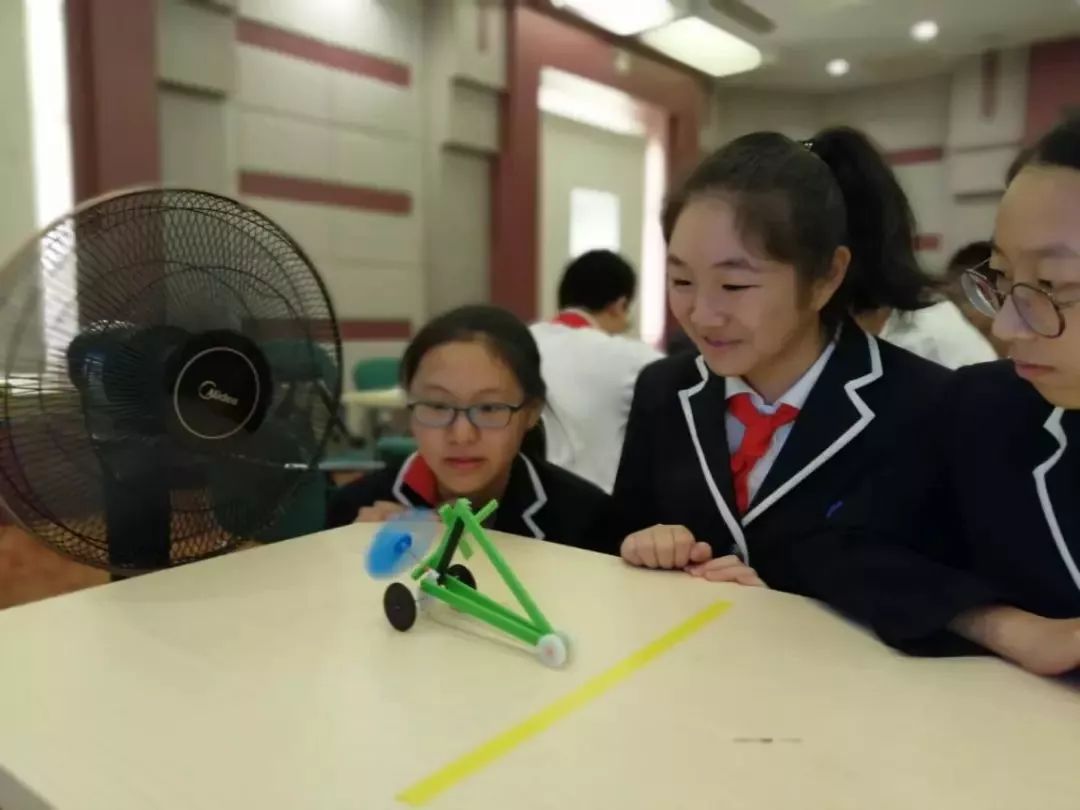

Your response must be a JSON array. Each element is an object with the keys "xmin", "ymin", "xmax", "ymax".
[{"xmin": 725, "ymin": 332, "xmax": 838, "ymax": 414}]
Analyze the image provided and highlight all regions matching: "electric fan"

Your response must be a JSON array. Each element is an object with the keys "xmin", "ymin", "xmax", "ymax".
[{"xmin": 0, "ymin": 188, "xmax": 342, "ymax": 575}]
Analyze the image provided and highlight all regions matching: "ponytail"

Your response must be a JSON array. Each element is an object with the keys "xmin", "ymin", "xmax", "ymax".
[
  {"xmin": 662, "ymin": 127, "xmax": 935, "ymax": 330},
  {"xmin": 809, "ymin": 127, "xmax": 933, "ymax": 320}
]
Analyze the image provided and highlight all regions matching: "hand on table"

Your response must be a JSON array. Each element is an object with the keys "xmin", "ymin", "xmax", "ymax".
[
  {"xmin": 998, "ymin": 615, "xmax": 1080, "ymax": 676},
  {"xmin": 354, "ymin": 501, "xmax": 408, "ymax": 523},
  {"xmin": 685, "ymin": 555, "xmax": 767, "ymax": 588},
  {"xmin": 951, "ymin": 607, "xmax": 1080, "ymax": 676},
  {"xmin": 621, "ymin": 524, "xmax": 712, "ymax": 570}
]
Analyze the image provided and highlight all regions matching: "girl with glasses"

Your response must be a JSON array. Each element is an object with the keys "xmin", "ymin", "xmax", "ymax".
[
  {"xmin": 611, "ymin": 127, "xmax": 950, "ymax": 584},
  {"xmin": 327, "ymin": 305, "xmax": 610, "ymax": 552},
  {"xmin": 784, "ymin": 118, "xmax": 1080, "ymax": 675}
]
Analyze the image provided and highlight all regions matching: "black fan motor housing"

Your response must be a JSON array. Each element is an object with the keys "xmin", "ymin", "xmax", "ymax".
[
  {"xmin": 165, "ymin": 330, "xmax": 273, "ymax": 443},
  {"xmin": 68, "ymin": 325, "xmax": 273, "ymax": 444}
]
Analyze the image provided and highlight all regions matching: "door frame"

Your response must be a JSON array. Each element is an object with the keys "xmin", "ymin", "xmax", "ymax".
[{"xmin": 491, "ymin": 2, "xmax": 706, "ymax": 324}]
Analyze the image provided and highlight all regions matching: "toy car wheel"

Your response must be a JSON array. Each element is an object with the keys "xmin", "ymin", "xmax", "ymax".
[
  {"xmin": 555, "ymin": 631, "xmax": 572, "ymax": 663},
  {"xmin": 383, "ymin": 582, "xmax": 417, "ymax": 632},
  {"xmin": 447, "ymin": 563, "xmax": 476, "ymax": 589},
  {"xmin": 536, "ymin": 633, "xmax": 569, "ymax": 668}
]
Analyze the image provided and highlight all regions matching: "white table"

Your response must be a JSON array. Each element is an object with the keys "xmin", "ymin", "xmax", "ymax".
[
  {"xmin": 340, "ymin": 387, "xmax": 407, "ymax": 446},
  {"xmin": 1, "ymin": 527, "xmax": 1079, "ymax": 810}
]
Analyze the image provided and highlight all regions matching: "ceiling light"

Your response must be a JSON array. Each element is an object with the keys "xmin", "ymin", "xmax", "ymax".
[
  {"xmin": 910, "ymin": 20, "xmax": 939, "ymax": 42},
  {"xmin": 826, "ymin": 58, "xmax": 850, "ymax": 77},
  {"xmin": 550, "ymin": 0, "xmax": 677, "ymax": 36},
  {"xmin": 640, "ymin": 16, "xmax": 763, "ymax": 78}
]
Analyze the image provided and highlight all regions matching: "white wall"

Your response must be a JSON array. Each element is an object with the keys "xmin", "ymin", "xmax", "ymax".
[
  {"xmin": 704, "ymin": 87, "xmax": 821, "ymax": 149},
  {"xmin": 539, "ymin": 112, "xmax": 647, "ymax": 323},
  {"xmin": 707, "ymin": 62, "xmax": 1029, "ymax": 270},
  {"xmin": 0, "ymin": 1, "xmax": 36, "ymax": 266},
  {"xmin": 421, "ymin": 0, "xmax": 505, "ymax": 318},
  {"xmin": 153, "ymin": 0, "xmax": 510, "ymax": 383}
]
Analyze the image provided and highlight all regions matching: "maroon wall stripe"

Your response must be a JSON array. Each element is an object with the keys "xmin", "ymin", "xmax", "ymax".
[
  {"xmin": 66, "ymin": 0, "xmax": 160, "ymax": 202},
  {"xmin": 886, "ymin": 146, "xmax": 944, "ymax": 166},
  {"xmin": 914, "ymin": 233, "xmax": 943, "ymax": 251},
  {"xmin": 339, "ymin": 319, "xmax": 412, "ymax": 340},
  {"xmin": 1025, "ymin": 37, "xmax": 1080, "ymax": 143},
  {"xmin": 236, "ymin": 17, "xmax": 411, "ymax": 87},
  {"xmin": 239, "ymin": 171, "xmax": 412, "ymax": 215}
]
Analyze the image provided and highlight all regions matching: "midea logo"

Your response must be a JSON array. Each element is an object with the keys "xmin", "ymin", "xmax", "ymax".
[{"xmin": 198, "ymin": 380, "xmax": 239, "ymax": 407}]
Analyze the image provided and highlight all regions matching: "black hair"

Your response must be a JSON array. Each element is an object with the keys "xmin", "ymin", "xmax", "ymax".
[
  {"xmin": 945, "ymin": 241, "xmax": 992, "ymax": 281},
  {"xmin": 662, "ymin": 127, "xmax": 934, "ymax": 327},
  {"xmin": 557, "ymin": 249, "xmax": 637, "ymax": 311},
  {"xmin": 1008, "ymin": 116, "xmax": 1080, "ymax": 182},
  {"xmin": 401, "ymin": 304, "xmax": 547, "ymax": 459}
]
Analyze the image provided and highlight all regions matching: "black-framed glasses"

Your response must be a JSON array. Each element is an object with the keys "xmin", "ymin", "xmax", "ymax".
[
  {"xmin": 408, "ymin": 401, "xmax": 526, "ymax": 430},
  {"xmin": 961, "ymin": 260, "xmax": 1078, "ymax": 339}
]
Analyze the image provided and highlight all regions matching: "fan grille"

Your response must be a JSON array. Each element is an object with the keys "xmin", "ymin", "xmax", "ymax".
[{"xmin": 0, "ymin": 189, "xmax": 342, "ymax": 572}]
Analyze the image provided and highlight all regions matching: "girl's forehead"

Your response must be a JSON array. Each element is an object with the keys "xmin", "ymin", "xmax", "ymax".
[
  {"xmin": 413, "ymin": 341, "xmax": 521, "ymax": 393},
  {"xmin": 996, "ymin": 168, "xmax": 1080, "ymax": 256}
]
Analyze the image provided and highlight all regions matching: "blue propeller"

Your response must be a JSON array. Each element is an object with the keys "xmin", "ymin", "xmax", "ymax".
[{"xmin": 365, "ymin": 510, "xmax": 440, "ymax": 578}]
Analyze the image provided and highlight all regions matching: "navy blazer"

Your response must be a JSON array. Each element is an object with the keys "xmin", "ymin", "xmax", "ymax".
[
  {"xmin": 610, "ymin": 320, "xmax": 953, "ymax": 581},
  {"xmin": 327, "ymin": 452, "xmax": 612, "ymax": 554},
  {"xmin": 782, "ymin": 361, "xmax": 1080, "ymax": 654}
]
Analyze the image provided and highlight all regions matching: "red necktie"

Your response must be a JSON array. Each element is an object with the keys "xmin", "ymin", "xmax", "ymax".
[{"xmin": 728, "ymin": 393, "xmax": 799, "ymax": 514}]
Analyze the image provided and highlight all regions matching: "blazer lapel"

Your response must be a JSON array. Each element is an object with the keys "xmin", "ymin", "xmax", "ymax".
[
  {"xmin": 1033, "ymin": 407, "xmax": 1080, "ymax": 596},
  {"xmin": 678, "ymin": 355, "xmax": 748, "ymax": 561},
  {"xmin": 492, "ymin": 454, "xmax": 548, "ymax": 539},
  {"xmin": 745, "ymin": 325, "xmax": 882, "ymax": 526}
]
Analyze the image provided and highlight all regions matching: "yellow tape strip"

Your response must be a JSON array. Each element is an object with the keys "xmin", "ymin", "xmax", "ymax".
[{"xmin": 397, "ymin": 600, "xmax": 732, "ymax": 806}]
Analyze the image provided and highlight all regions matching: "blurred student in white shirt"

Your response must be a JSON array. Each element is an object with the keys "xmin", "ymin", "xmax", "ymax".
[
  {"xmin": 530, "ymin": 251, "xmax": 662, "ymax": 493},
  {"xmin": 855, "ymin": 251, "xmax": 1000, "ymax": 370}
]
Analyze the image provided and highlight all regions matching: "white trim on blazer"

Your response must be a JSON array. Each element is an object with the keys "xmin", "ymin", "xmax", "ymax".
[
  {"xmin": 1034, "ymin": 407, "xmax": 1080, "ymax": 595},
  {"xmin": 678, "ymin": 332, "xmax": 885, "ymax": 561}
]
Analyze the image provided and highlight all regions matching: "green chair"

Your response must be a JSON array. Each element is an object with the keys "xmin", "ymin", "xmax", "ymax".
[
  {"xmin": 353, "ymin": 357, "xmax": 401, "ymax": 391},
  {"xmin": 351, "ymin": 356, "xmax": 417, "ymax": 464}
]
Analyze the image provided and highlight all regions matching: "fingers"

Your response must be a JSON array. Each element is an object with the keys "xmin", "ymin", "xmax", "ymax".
[
  {"xmin": 621, "ymin": 525, "xmax": 697, "ymax": 570},
  {"xmin": 637, "ymin": 531, "xmax": 659, "ymax": 569},
  {"xmin": 670, "ymin": 526, "xmax": 696, "ymax": 569},
  {"xmin": 689, "ymin": 541, "xmax": 713, "ymax": 564},
  {"xmin": 620, "ymin": 534, "xmax": 643, "ymax": 566},
  {"xmin": 687, "ymin": 555, "xmax": 768, "ymax": 588},
  {"xmin": 686, "ymin": 554, "xmax": 742, "ymax": 575}
]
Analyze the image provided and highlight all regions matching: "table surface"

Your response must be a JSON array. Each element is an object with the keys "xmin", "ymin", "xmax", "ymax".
[
  {"xmin": 340, "ymin": 387, "xmax": 406, "ymax": 409},
  {"xmin": 1, "ymin": 526, "xmax": 1078, "ymax": 810}
]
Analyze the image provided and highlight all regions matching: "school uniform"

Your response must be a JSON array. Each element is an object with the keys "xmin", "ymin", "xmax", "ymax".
[
  {"xmin": 530, "ymin": 310, "xmax": 662, "ymax": 493},
  {"xmin": 781, "ymin": 361, "xmax": 1080, "ymax": 654},
  {"xmin": 609, "ymin": 319, "xmax": 953, "ymax": 579},
  {"xmin": 327, "ymin": 452, "xmax": 612, "ymax": 554}
]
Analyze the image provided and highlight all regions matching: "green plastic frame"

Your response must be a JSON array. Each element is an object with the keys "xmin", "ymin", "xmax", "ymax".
[{"xmin": 409, "ymin": 498, "xmax": 554, "ymax": 647}]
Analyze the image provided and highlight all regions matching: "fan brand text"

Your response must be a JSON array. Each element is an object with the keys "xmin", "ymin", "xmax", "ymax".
[{"xmin": 199, "ymin": 380, "xmax": 239, "ymax": 407}]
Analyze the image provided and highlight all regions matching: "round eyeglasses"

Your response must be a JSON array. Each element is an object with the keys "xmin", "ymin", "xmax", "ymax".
[
  {"xmin": 961, "ymin": 261, "xmax": 1076, "ymax": 339},
  {"xmin": 408, "ymin": 401, "xmax": 525, "ymax": 430}
]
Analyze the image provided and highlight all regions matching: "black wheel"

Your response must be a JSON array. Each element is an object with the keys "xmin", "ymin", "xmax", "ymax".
[
  {"xmin": 383, "ymin": 582, "xmax": 417, "ymax": 631},
  {"xmin": 446, "ymin": 563, "xmax": 476, "ymax": 589}
]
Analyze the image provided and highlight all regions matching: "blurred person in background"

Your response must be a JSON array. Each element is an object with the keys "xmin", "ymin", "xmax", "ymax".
[
  {"xmin": 530, "ymin": 250, "xmax": 662, "ymax": 493},
  {"xmin": 853, "ymin": 245, "xmax": 999, "ymax": 369},
  {"xmin": 941, "ymin": 241, "xmax": 1007, "ymax": 357}
]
